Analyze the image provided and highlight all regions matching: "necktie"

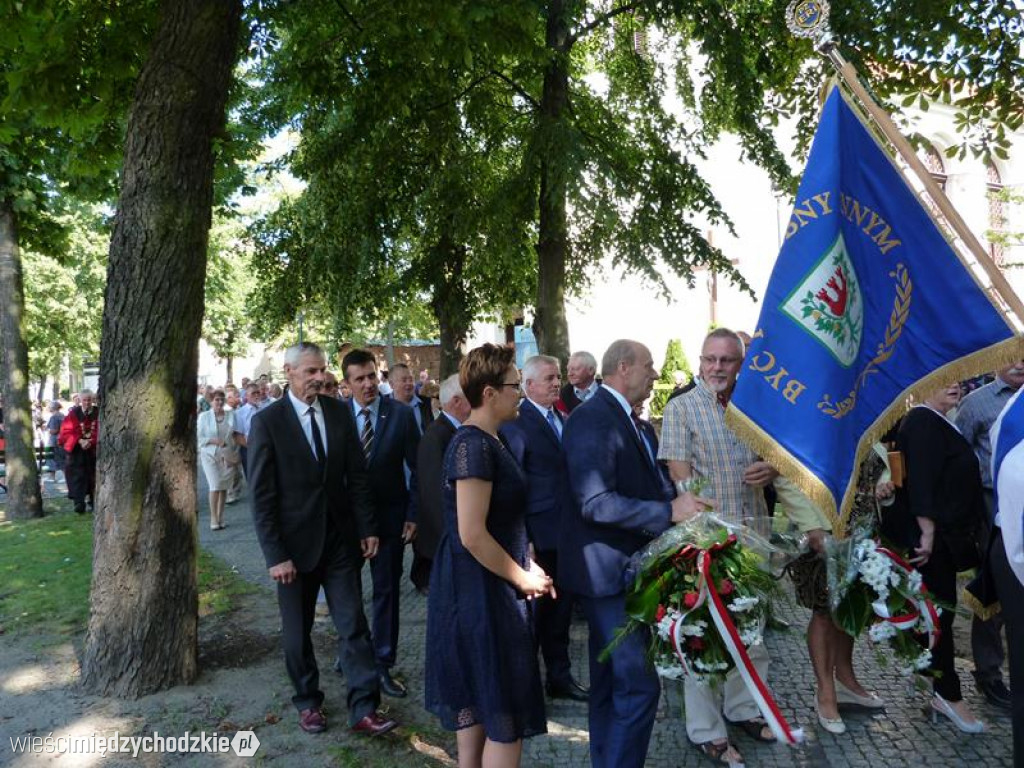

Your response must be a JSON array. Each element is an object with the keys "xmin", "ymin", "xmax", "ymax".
[
  {"xmin": 632, "ymin": 412, "xmax": 655, "ymax": 466},
  {"xmin": 546, "ymin": 408, "xmax": 561, "ymax": 441},
  {"xmin": 307, "ymin": 407, "xmax": 326, "ymax": 466},
  {"xmin": 359, "ymin": 407, "xmax": 374, "ymax": 460}
]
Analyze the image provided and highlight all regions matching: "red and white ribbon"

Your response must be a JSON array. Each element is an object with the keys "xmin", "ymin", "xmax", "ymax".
[
  {"xmin": 667, "ymin": 537, "xmax": 802, "ymax": 745},
  {"xmin": 874, "ymin": 546, "xmax": 941, "ymax": 649}
]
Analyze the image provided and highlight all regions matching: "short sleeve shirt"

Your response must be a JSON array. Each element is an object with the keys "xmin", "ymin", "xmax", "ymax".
[{"xmin": 657, "ymin": 379, "xmax": 767, "ymax": 524}]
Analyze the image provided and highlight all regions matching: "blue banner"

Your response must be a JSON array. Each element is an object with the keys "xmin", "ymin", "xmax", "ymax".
[{"xmin": 726, "ymin": 86, "xmax": 1021, "ymax": 534}]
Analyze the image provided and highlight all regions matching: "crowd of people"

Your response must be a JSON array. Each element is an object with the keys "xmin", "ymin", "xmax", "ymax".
[
  {"xmin": 236, "ymin": 333, "xmax": 1022, "ymax": 768},
  {"xmin": 13, "ymin": 334, "xmax": 1014, "ymax": 766}
]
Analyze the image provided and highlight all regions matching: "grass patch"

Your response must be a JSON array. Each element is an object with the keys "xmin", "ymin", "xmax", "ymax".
[
  {"xmin": 198, "ymin": 548, "xmax": 259, "ymax": 616},
  {"xmin": 0, "ymin": 506, "xmax": 258, "ymax": 636},
  {"xmin": 0, "ymin": 506, "xmax": 93, "ymax": 635}
]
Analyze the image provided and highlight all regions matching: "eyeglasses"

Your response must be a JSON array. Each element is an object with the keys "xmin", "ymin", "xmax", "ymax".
[{"xmin": 700, "ymin": 355, "xmax": 741, "ymax": 366}]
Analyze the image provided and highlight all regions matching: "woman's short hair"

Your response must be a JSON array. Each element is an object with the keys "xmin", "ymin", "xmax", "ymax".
[
  {"xmin": 459, "ymin": 344, "xmax": 516, "ymax": 408},
  {"xmin": 211, "ymin": 388, "xmax": 226, "ymax": 400}
]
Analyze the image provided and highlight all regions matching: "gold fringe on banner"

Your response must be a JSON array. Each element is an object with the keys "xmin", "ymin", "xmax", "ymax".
[
  {"xmin": 726, "ymin": 334, "xmax": 1024, "ymax": 539},
  {"xmin": 961, "ymin": 588, "xmax": 1001, "ymax": 621}
]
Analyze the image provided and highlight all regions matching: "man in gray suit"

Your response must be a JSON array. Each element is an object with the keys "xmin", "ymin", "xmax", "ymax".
[{"xmin": 249, "ymin": 342, "xmax": 397, "ymax": 737}]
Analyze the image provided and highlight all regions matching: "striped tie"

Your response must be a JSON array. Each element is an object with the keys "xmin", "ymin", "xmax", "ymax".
[{"xmin": 359, "ymin": 408, "xmax": 374, "ymax": 460}]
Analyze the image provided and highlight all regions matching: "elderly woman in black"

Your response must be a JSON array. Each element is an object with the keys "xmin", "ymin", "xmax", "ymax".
[{"xmin": 886, "ymin": 384, "xmax": 986, "ymax": 733}]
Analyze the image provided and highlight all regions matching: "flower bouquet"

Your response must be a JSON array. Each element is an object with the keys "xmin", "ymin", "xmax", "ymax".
[
  {"xmin": 826, "ymin": 526, "xmax": 940, "ymax": 675},
  {"xmin": 604, "ymin": 512, "xmax": 802, "ymax": 744}
]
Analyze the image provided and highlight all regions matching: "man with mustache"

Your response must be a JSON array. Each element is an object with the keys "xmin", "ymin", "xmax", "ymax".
[
  {"xmin": 955, "ymin": 359, "xmax": 1024, "ymax": 710},
  {"xmin": 658, "ymin": 328, "xmax": 778, "ymax": 763}
]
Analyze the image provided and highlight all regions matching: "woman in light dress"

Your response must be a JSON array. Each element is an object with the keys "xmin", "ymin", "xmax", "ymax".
[{"xmin": 197, "ymin": 389, "xmax": 239, "ymax": 530}]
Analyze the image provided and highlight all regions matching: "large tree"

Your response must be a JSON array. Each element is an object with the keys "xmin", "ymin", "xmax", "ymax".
[
  {"xmin": 80, "ymin": 0, "xmax": 243, "ymax": 697},
  {"xmin": 249, "ymin": 0, "xmax": 537, "ymax": 376}
]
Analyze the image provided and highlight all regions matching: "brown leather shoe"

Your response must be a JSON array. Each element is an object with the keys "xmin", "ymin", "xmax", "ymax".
[
  {"xmin": 299, "ymin": 707, "xmax": 327, "ymax": 733},
  {"xmin": 351, "ymin": 712, "xmax": 398, "ymax": 737}
]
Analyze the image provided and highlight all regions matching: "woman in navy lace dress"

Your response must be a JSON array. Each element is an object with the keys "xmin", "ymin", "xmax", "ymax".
[{"xmin": 425, "ymin": 344, "xmax": 554, "ymax": 767}]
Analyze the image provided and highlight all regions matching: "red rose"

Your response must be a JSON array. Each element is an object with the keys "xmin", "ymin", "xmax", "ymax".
[
  {"xmin": 718, "ymin": 579, "xmax": 735, "ymax": 596},
  {"xmin": 688, "ymin": 637, "xmax": 705, "ymax": 652},
  {"xmin": 655, "ymin": 604, "xmax": 667, "ymax": 622},
  {"xmin": 683, "ymin": 592, "xmax": 700, "ymax": 609}
]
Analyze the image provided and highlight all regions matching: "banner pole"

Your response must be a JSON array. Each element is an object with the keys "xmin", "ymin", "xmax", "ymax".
[{"xmin": 817, "ymin": 42, "xmax": 1024, "ymax": 327}]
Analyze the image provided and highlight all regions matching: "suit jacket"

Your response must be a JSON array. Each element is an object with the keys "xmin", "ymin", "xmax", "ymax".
[
  {"xmin": 412, "ymin": 398, "xmax": 434, "ymax": 435},
  {"xmin": 560, "ymin": 387, "xmax": 674, "ymax": 598},
  {"xmin": 353, "ymin": 396, "xmax": 421, "ymax": 539},
  {"xmin": 500, "ymin": 401, "xmax": 568, "ymax": 552},
  {"xmin": 249, "ymin": 395, "xmax": 375, "ymax": 572},
  {"xmin": 413, "ymin": 413, "xmax": 458, "ymax": 560},
  {"xmin": 197, "ymin": 409, "xmax": 238, "ymax": 461}
]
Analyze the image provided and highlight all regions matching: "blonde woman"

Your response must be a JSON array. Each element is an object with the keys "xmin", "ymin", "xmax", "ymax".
[{"xmin": 197, "ymin": 389, "xmax": 239, "ymax": 530}]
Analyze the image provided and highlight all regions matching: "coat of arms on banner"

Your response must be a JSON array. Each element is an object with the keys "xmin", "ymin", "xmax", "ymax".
[{"xmin": 781, "ymin": 233, "xmax": 863, "ymax": 367}]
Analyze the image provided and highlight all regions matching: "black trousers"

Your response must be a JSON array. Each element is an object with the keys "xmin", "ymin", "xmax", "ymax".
[
  {"xmin": 992, "ymin": 529, "xmax": 1024, "ymax": 768},
  {"xmin": 65, "ymin": 447, "xmax": 96, "ymax": 506},
  {"xmin": 277, "ymin": 522, "xmax": 379, "ymax": 723},
  {"xmin": 973, "ymin": 492, "xmax": 1006, "ymax": 683},
  {"xmin": 918, "ymin": 535, "xmax": 962, "ymax": 701},
  {"xmin": 534, "ymin": 548, "xmax": 574, "ymax": 686},
  {"xmin": 367, "ymin": 536, "xmax": 404, "ymax": 670}
]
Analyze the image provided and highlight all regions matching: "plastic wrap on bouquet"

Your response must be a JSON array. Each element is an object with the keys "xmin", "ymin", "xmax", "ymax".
[
  {"xmin": 610, "ymin": 512, "xmax": 803, "ymax": 745},
  {"xmin": 825, "ymin": 524, "xmax": 941, "ymax": 674}
]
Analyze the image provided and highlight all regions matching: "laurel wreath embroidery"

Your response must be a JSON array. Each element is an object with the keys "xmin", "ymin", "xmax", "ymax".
[{"xmin": 817, "ymin": 263, "xmax": 912, "ymax": 419}]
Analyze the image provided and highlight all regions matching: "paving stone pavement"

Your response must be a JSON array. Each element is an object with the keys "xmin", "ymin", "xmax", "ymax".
[{"xmin": 196, "ymin": 478, "xmax": 1015, "ymax": 767}]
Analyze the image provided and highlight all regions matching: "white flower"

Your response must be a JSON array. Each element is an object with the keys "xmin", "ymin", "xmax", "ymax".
[
  {"xmin": 728, "ymin": 596, "xmax": 760, "ymax": 614},
  {"xmin": 738, "ymin": 626, "xmax": 762, "ymax": 646},
  {"xmin": 655, "ymin": 663, "xmax": 685, "ymax": 680},
  {"xmin": 868, "ymin": 621, "xmax": 897, "ymax": 642},
  {"xmin": 694, "ymin": 659, "xmax": 730, "ymax": 672},
  {"xmin": 679, "ymin": 620, "xmax": 708, "ymax": 637},
  {"xmin": 906, "ymin": 570, "xmax": 923, "ymax": 592}
]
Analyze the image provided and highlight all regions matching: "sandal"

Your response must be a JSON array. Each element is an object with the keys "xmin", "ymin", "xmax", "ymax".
[
  {"xmin": 695, "ymin": 739, "xmax": 745, "ymax": 766},
  {"xmin": 729, "ymin": 716, "xmax": 777, "ymax": 743}
]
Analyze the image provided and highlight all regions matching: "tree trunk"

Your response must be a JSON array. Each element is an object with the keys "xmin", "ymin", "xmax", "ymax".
[
  {"xmin": 0, "ymin": 199, "xmax": 43, "ymax": 519},
  {"xmin": 80, "ymin": 0, "xmax": 242, "ymax": 698},
  {"xmin": 534, "ymin": 1, "xmax": 572, "ymax": 366},
  {"xmin": 430, "ymin": 233, "xmax": 471, "ymax": 378}
]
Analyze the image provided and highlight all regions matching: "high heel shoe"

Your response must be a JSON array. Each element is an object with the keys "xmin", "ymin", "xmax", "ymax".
[
  {"xmin": 816, "ymin": 699, "xmax": 847, "ymax": 735},
  {"xmin": 929, "ymin": 694, "xmax": 985, "ymax": 734},
  {"xmin": 835, "ymin": 680, "xmax": 885, "ymax": 709}
]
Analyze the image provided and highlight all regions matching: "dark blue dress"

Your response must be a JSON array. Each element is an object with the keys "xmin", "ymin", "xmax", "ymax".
[{"xmin": 425, "ymin": 426, "xmax": 547, "ymax": 742}]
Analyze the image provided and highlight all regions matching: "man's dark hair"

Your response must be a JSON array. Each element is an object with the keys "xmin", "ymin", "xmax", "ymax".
[{"xmin": 342, "ymin": 348, "xmax": 377, "ymax": 380}]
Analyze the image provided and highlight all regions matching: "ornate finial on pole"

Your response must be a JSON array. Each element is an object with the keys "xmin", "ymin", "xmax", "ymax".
[
  {"xmin": 785, "ymin": 0, "xmax": 833, "ymax": 50},
  {"xmin": 783, "ymin": 0, "xmax": 1024, "ymax": 327}
]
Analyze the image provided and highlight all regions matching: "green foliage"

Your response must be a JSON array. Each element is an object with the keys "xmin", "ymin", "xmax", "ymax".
[
  {"xmin": 22, "ymin": 202, "xmax": 108, "ymax": 384},
  {"xmin": 203, "ymin": 216, "xmax": 257, "ymax": 364},
  {"xmin": 649, "ymin": 338, "xmax": 693, "ymax": 418},
  {"xmin": 246, "ymin": 0, "xmax": 537, "ymax": 350}
]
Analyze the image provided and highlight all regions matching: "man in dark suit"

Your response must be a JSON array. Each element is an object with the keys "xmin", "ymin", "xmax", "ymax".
[
  {"xmin": 562, "ymin": 339, "xmax": 710, "ymax": 768},
  {"xmin": 558, "ymin": 350, "xmax": 600, "ymax": 413},
  {"xmin": 390, "ymin": 362, "xmax": 434, "ymax": 435},
  {"xmin": 342, "ymin": 348, "xmax": 420, "ymax": 698},
  {"xmin": 501, "ymin": 354, "xmax": 588, "ymax": 702},
  {"xmin": 411, "ymin": 373, "xmax": 470, "ymax": 594},
  {"xmin": 249, "ymin": 342, "xmax": 396, "ymax": 737}
]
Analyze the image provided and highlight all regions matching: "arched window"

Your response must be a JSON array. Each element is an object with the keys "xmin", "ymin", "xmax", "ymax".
[
  {"xmin": 920, "ymin": 144, "xmax": 947, "ymax": 191},
  {"xmin": 987, "ymin": 162, "xmax": 1005, "ymax": 265}
]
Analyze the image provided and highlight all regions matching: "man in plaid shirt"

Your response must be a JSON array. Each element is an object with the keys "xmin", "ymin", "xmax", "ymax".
[{"xmin": 657, "ymin": 327, "xmax": 779, "ymax": 760}]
